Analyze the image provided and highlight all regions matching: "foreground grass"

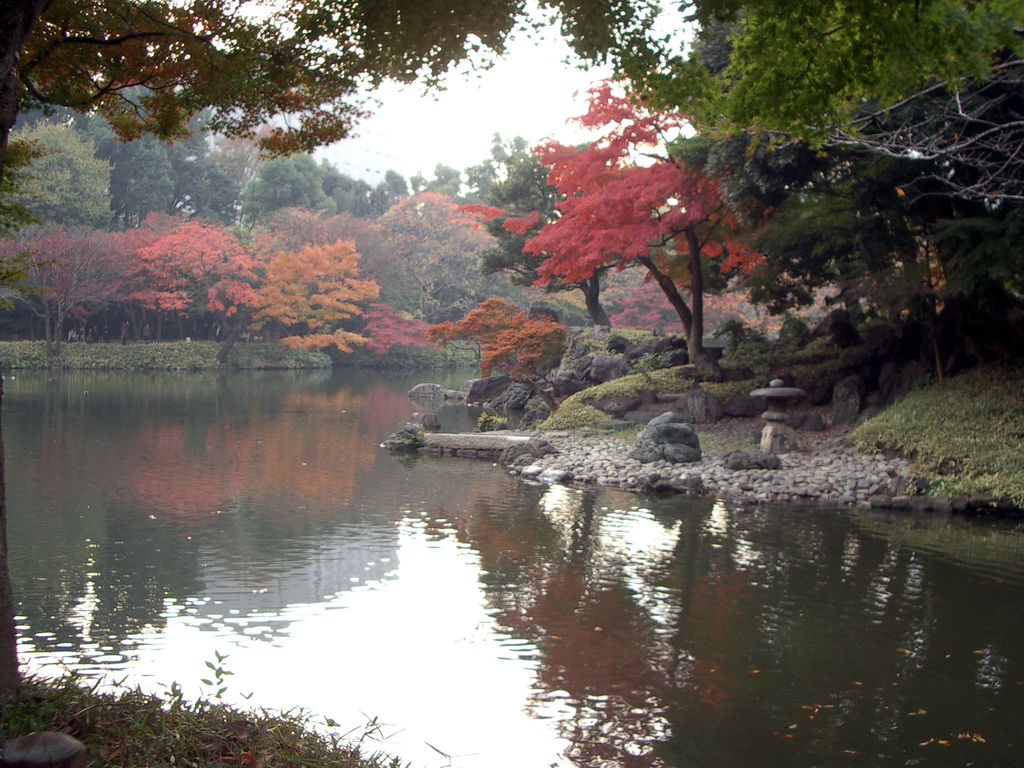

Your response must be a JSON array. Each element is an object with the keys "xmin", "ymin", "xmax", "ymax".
[
  {"xmin": 849, "ymin": 364, "xmax": 1024, "ymax": 505},
  {"xmin": 1, "ymin": 674, "xmax": 403, "ymax": 768}
]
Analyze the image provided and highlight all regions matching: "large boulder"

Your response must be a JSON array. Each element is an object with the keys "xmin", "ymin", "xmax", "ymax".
[
  {"xmin": 408, "ymin": 383, "xmax": 443, "ymax": 399},
  {"xmin": 723, "ymin": 450, "xmax": 782, "ymax": 470},
  {"xmin": 461, "ymin": 374, "xmax": 512, "ymax": 404},
  {"xmin": 499, "ymin": 437, "xmax": 558, "ymax": 467},
  {"xmin": 487, "ymin": 382, "xmax": 533, "ymax": 413},
  {"xmin": 660, "ymin": 348, "xmax": 690, "ymax": 367},
  {"xmin": 623, "ymin": 338, "xmax": 663, "ymax": 362},
  {"xmin": 629, "ymin": 412, "xmax": 702, "ymax": 464},
  {"xmin": 381, "ymin": 426, "xmax": 425, "ymax": 453},
  {"xmin": 833, "ymin": 374, "xmax": 865, "ymax": 426},
  {"xmin": 574, "ymin": 353, "xmax": 630, "ymax": 384},
  {"xmin": 407, "ymin": 412, "xmax": 441, "ymax": 431},
  {"xmin": 550, "ymin": 372, "xmax": 586, "ymax": 398},
  {"xmin": 803, "ymin": 308, "xmax": 863, "ymax": 348},
  {"xmin": 723, "ymin": 395, "xmax": 765, "ymax": 418},
  {"xmin": 671, "ymin": 386, "xmax": 724, "ymax": 424},
  {"xmin": 605, "ymin": 334, "xmax": 631, "ymax": 353},
  {"xmin": 592, "ymin": 396, "xmax": 643, "ymax": 418}
]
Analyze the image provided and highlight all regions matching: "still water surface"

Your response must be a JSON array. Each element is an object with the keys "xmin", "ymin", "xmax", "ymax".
[{"xmin": 5, "ymin": 369, "xmax": 1024, "ymax": 768}]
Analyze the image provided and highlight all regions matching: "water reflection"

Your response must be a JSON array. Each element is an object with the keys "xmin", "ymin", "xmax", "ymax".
[{"xmin": 6, "ymin": 370, "xmax": 1024, "ymax": 768}]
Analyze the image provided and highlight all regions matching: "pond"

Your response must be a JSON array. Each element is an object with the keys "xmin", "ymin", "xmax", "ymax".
[{"xmin": 5, "ymin": 369, "xmax": 1024, "ymax": 768}]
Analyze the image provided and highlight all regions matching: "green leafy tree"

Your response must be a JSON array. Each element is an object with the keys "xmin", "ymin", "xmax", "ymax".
[
  {"xmin": 242, "ymin": 155, "xmax": 331, "ymax": 224},
  {"xmin": 630, "ymin": 0, "xmax": 1024, "ymax": 201},
  {"xmin": 12, "ymin": 121, "xmax": 111, "ymax": 228},
  {"xmin": 378, "ymin": 192, "xmax": 494, "ymax": 322}
]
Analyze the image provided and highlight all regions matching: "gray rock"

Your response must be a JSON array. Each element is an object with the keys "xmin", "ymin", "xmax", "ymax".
[
  {"xmin": 660, "ymin": 348, "xmax": 690, "ymax": 367},
  {"xmin": 3, "ymin": 733, "xmax": 87, "ymax": 768},
  {"xmin": 629, "ymin": 412, "xmax": 702, "ymax": 464},
  {"xmin": 407, "ymin": 412, "xmax": 441, "ymax": 431},
  {"xmin": 487, "ymin": 382, "xmax": 532, "ymax": 413},
  {"xmin": 408, "ymin": 382, "xmax": 443, "ymax": 399},
  {"xmin": 584, "ymin": 354, "xmax": 631, "ymax": 383},
  {"xmin": 671, "ymin": 386, "xmax": 724, "ymax": 424},
  {"xmin": 381, "ymin": 426, "xmax": 424, "ymax": 453},
  {"xmin": 606, "ymin": 334, "xmax": 630, "ymax": 353},
  {"xmin": 623, "ymin": 339, "xmax": 663, "ymax": 361},
  {"xmin": 723, "ymin": 395, "xmax": 764, "ymax": 418},
  {"xmin": 499, "ymin": 438, "xmax": 558, "ymax": 467},
  {"xmin": 832, "ymin": 374, "xmax": 865, "ymax": 426},
  {"xmin": 461, "ymin": 375, "xmax": 512, "ymax": 404},
  {"xmin": 592, "ymin": 396, "xmax": 643, "ymax": 418},
  {"xmin": 722, "ymin": 451, "xmax": 782, "ymax": 470},
  {"xmin": 551, "ymin": 373, "xmax": 586, "ymax": 397}
]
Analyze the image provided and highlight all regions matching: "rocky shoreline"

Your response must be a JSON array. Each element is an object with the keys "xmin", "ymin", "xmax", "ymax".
[{"xmin": 504, "ymin": 420, "xmax": 931, "ymax": 509}]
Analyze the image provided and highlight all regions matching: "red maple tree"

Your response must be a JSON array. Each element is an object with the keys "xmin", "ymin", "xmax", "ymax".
[
  {"xmin": 428, "ymin": 298, "xmax": 567, "ymax": 411},
  {"xmin": 362, "ymin": 303, "xmax": 434, "ymax": 354},
  {"xmin": 524, "ymin": 81, "xmax": 760, "ymax": 361}
]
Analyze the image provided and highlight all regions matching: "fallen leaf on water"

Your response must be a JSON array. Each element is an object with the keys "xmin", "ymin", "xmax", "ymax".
[{"xmin": 909, "ymin": 709, "xmax": 927, "ymax": 716}]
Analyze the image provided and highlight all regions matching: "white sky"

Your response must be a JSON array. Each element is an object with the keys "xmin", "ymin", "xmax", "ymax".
[{"xmin": 317, "ymin": 30, "xmax": 614, "ymax": 183}]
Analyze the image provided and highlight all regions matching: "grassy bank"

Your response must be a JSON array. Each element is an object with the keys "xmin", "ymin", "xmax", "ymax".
[
  {"xmin": 0, "ymin": 341, "xmax": 333, "ymax": 370},
  {"xmin": 1, "ymin": 674, "xmax": 402, "ymax": 768},
  {"xmin": 849, "ymin": 364, "xmax": 1024, "ymax": 506},
  {"xmin": 0, "ymin": 340, "xmax": 479, "ymax": 371}
]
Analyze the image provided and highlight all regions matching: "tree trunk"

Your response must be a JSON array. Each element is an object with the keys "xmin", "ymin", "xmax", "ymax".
[
  {"xmin": 578, "ymin": 275, "xmax": 610, "ymax": 327},
  {"xmin": 216, "ymin": 318, "xmax": 245, "ymax": 364},
  {"xmin": 0, "ymin": 0, "xmax": 51, "ymax": 694},
  {"xmin": 521, "ymin": 376, "xmax": 558, "ymax": 412},
  {"xmin": 0, "ymin": 375, "xmax": 20, "ymax": 692},
  {"xmin": 684, "ymin": 229, "xmax": 706, "ymax": 360},
  {"xmin": 0, "ymin": 1, "xmax": 49, "ymax": 184},
  {"xmin": 638, "ymin": 255, "xmax": 693, "ymax": 338}
]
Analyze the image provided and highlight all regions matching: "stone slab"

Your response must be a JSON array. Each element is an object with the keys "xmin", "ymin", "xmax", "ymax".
[{"xmin": 423, "ymin": 433, "xmax": 534, "ymax": 451}]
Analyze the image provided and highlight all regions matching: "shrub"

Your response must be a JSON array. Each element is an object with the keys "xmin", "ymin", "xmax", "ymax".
[
  {"xmin": 477, "ymin": 412, "xmax": 508, "ymax": 432},
  {"xmin": 0, "ymin": 341, "xmax": 332, "ymax": 370}
]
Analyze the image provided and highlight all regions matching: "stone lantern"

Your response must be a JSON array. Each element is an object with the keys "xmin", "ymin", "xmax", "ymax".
[{"xmin": 749, "ymin": 379, "xmax": 807, "ymax": 453}]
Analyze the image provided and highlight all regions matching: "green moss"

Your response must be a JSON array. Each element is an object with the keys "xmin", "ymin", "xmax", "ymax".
[
  {"xmin": 539, "ymin": 401, "xmax": 609, "ymax": 430},
  {"xmin": 849, "ymin": 364, "xmax": 1024, "ymax": 505}
]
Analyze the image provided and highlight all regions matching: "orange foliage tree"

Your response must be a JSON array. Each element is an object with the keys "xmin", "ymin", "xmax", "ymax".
[
  {"xmin": 250, "ymin": 239, "xmax": 379, "ymax": 353},
  {"xmin": 524, "ymin": 82, "xmax": 760, "ymax": 361},
  {"xmin": 428, "ymin": 298, "xmax": 567, "ymax": 411}
]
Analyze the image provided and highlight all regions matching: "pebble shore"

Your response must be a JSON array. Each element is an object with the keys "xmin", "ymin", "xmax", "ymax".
[{"xmin": 509, "ymin": 424, "xmax": 919, "ymax": 509}]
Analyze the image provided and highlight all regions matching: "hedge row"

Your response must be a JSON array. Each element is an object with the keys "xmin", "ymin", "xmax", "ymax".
[{"xmin": 0, "ymin": 341, "xmax": 332, "ymax": 370}]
